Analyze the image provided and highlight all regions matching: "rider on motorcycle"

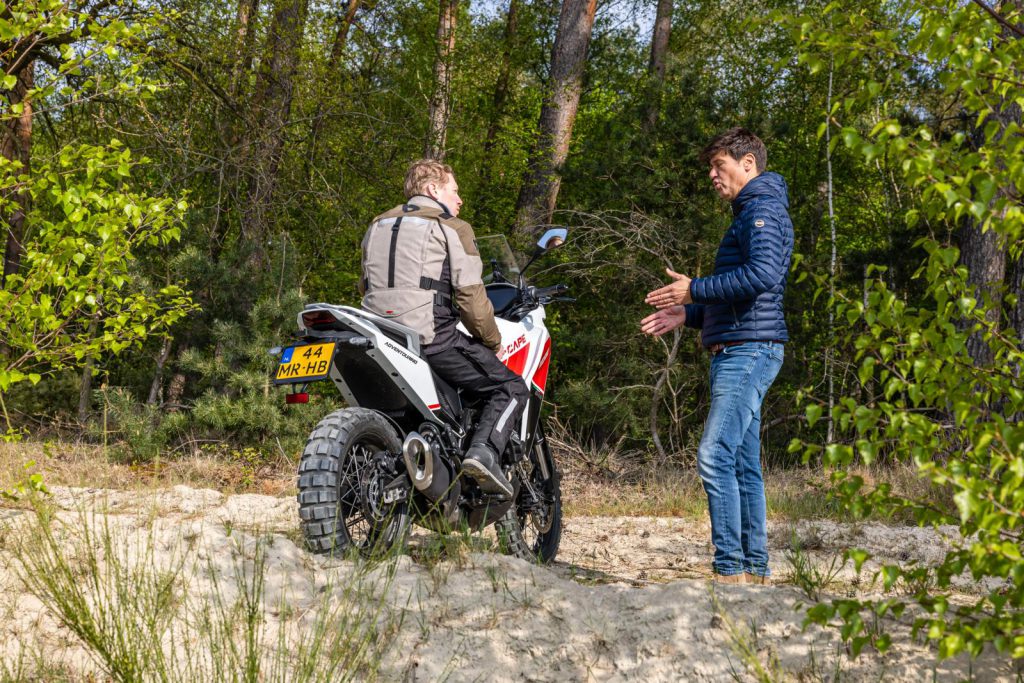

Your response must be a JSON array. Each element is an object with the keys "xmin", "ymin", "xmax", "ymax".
[{"xmin": 358, "ymin": 159, "xmax": 527, "ymax": 496}]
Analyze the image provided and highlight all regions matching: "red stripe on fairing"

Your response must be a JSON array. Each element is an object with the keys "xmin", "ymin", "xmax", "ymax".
[
  {"xmin": 531, "ymin": 339, "xmax": 552, "ymax": 393},
  {"xmin": 504, "ymin": 344, "xmax": 530, "ymax": 376},
  {"xmin": 428, "ymin": 404, "xmax": 441, "ymax": 410}
]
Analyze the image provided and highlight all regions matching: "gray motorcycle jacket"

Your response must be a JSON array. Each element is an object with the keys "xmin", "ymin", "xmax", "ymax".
[{"xmin": 359, "ymin": 195, "xmax": 501, "ymax": 353}]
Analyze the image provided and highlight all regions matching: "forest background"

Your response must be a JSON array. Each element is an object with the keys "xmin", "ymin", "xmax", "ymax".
[
  {"xmin": 1, "ymin": 0, "xmax": 1019, "ymax": 466},
  {"xmin": 1, "ymin": 0, "xmax": 1023, "ymax": 662}
]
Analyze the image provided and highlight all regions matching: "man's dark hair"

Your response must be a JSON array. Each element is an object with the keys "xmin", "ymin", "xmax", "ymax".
[{"xmin": 700, "ymin": 128, "xmax": 767, "ymax": 173}]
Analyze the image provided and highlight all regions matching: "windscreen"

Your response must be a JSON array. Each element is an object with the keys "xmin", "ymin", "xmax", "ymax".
[{"xmin": 476, "ymin": 234, "xmax": 521, "ymax": 284}]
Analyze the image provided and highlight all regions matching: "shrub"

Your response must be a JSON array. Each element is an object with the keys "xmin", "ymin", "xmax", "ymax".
[{"xmin": 786, "ymin": 0, "xmax": 1024, "ymax": 660}]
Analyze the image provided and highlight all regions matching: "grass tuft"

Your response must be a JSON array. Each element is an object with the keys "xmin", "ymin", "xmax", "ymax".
[
  {"xmin": 7, "ymin": 491, "xmax": 401, "ymax": 682},
  {"xmin": 784, "ymin": 528, "xmax": 846, "ymax": 601}
]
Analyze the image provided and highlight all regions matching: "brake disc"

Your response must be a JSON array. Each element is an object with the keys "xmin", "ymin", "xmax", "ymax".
[
  {"xmin": 530, "ymin": 504, "xmax": 553, "ymax": 534},
  {"xmin": 358, "ymin": 450, "xmax": 394, "ymax": 524}
]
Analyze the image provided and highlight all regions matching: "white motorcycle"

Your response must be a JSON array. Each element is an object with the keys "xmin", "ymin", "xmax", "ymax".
[{"xmin": 272, "ymin": 229, "xmax": 571, "ymax": 562}]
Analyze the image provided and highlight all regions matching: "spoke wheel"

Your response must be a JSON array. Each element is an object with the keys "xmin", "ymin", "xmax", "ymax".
[{"xmin": 297, "ymin": 408, "xmax": 410, "ymax": 557}]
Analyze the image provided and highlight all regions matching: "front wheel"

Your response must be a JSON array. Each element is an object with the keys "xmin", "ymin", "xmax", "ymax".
[
  {"xmin": 495, "ymin": 421, "xmax": 562, "ymax": 563},
  {"xmin": 297, "ymin": 408, "xmax": 409, "ymax": 557}
]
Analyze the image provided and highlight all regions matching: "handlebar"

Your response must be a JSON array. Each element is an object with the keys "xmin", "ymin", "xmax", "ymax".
[
  {"xmin": 498, "ymin": 283, "xmax": 572, "ymax": 321},
  {"xmin": 533, "ymin": 284, "xmax": 569, "ymax": 299}
]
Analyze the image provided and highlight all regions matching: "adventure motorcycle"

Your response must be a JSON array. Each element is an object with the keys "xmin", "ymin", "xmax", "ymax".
[{"xmin": 271, "ymin": 228, "xmax": 571, "ymax": 563}]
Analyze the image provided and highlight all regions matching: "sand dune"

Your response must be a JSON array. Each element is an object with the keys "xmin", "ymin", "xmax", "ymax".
[{"xmin": 0, "ymin": 487, "xmax": 1015, "ymax": 681}]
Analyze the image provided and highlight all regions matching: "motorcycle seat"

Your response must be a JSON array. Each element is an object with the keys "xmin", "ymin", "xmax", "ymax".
[
  {"xmin": 309, "ymin": 304, "xmax": 423, "ymax": 356},
  {"xmin": 365, "ymin": 315, "xmax": 422, "ymax": 356}
]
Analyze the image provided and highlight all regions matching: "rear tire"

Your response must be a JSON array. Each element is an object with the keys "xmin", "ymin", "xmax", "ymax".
[
  {"xmin": 297, "ymin": 408, "xmax": 409, "ymax": 557},
  {"xmin": 495, "ymin": 422, "xmax": 562, "ymax": 563}
]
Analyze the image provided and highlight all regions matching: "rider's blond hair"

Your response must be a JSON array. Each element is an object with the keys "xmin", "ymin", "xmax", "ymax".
[{"xmin": 404, "ymin": 159, "xmax": 454, "ymax": 199}]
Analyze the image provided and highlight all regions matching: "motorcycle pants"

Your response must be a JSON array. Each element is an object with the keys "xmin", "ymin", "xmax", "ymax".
[{"xmin": 426, "ymin": 334, "xmax": 529, "ymax": 458}]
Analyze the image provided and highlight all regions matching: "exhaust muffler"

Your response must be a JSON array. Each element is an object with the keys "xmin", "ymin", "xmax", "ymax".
[{"xmin": 402, "ymin": 432, "xmax": 451, "ymax": 501}]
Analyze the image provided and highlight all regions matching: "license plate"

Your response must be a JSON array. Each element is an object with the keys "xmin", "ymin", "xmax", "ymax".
[{"xmin": 274, "ymin": 342, "xmax": 336, "ymax": 383}]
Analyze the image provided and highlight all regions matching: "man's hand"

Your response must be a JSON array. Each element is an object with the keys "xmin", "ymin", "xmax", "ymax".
[
  {"xmin": 640, "ymin": 305, "xmax": 686, "ymax": 337},
  {"xmin": 645, "ymin": 268, "xmax": 693, "ymax": 308}
]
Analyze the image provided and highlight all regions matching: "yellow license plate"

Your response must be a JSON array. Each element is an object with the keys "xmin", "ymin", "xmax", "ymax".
[{"xmin": 275, "ymin": 342, "xmax": 336, "ymax": 383}]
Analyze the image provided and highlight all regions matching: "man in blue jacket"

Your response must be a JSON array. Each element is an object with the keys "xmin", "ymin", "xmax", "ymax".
[{"xmin": 641, "ymin": 128, "xmax": 793, "ymax": 584}]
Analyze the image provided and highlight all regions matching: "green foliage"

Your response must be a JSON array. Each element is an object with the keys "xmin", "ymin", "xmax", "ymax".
[
  {"xmin": 98, "ymin": 291, "xmax": 335, "ymax": 458},
  {"xmin": 4, "ymin": 0, "xmax": 1017, "ymax": 556},
  {"xmin": 0, "ymin": 0, "xmax": 190, "ymax": 430},
  {"xmin": 98, "ymin": 386, "xmax": 188, "ymax": 463},
  {"xmin": 1, "ymin": 370, "xmax": 80, "ymax": 424},
  {"xmin": 790, "ymin": 0, "xmax": 1024, "ymax": 246},
  {"xmin": 0, "ymin": 0, "xmax": 165, "ymax": 106},
  {"xmin": 98, "ymin": 286, "xmax": 340, "ymax": 456},
  {"xmin": 785, "ymin": 0, "xmax": 1024, "ymax": 661},
  {"xmin": 177, "ymin": 288, "xmax": 339, "ymax": 449},
  {"xmin": 4, "ymin": 0, "xmax": 865, "ymax": 462},
  {"xmin": 0, "ymin": 0, "xmax": 835, "ymax": 459},
  {"xmin": 0, "ymin": 142, "xmax": 196, "ymax": 393},
  {"xmin": 0, "ymin": 460, "xmax": 48, "ymax": 501},
  {"xmin": 797, "ymin": 251, "xmax": 1024, "ymax": 659}
]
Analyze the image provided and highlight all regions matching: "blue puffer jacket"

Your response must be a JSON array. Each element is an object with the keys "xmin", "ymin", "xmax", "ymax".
[{"xmin": 684, "ymin": 172, "xmax": 794, "ymax": 346}]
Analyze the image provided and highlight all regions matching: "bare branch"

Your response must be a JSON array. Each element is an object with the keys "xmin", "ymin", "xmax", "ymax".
[{"xmin": 969, "ymin": 0, "xmax": 1024, "ymax": 39}]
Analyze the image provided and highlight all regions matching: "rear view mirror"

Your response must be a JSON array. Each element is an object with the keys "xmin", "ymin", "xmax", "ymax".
[
  {"xmin": 537, "ymin": 227, "xmax": 568, "ymax": 251},
  {"xmin": 522, "ymin": 227, "xmax": 569, "ymax": 277}
]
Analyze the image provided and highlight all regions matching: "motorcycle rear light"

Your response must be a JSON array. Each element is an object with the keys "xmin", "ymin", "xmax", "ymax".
[
  {"xmin": 286, "ymin": 392, "xmax": 309, "ymax": 404},
  {"xmin": 301, "ymin": 311, "xmax": 337, "ymax": 328}
]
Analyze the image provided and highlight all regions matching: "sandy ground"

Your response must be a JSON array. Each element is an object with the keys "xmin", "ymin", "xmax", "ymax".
[{"xmin": 0, "ymin": 486, "xmax": 1017, "ymax": 682}]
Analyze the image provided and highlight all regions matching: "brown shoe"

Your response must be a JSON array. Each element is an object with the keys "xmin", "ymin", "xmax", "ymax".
[
  {"xmin": 745, "ymin": 572, "xmax": 771, "ymax": 586},
  {"xmin": 712, "ymin": 572, "xmax": 746, "ymax": 584}
]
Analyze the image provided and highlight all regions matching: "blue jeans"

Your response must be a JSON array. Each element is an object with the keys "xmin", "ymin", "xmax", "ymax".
[{"xmin": 697, "ymin": 341, "xmax": 784, "ymax": 577}]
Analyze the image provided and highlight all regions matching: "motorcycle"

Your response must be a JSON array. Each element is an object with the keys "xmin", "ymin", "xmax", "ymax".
[{"xmin": 271, "ymin": 228, "xmax": 572, "ymax": 563}]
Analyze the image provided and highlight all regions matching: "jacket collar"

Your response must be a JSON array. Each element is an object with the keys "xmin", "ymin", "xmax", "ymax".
[
  {"xmin": 730, "ymin": 172, "xmax": 790, "ymax": 216},
  {"xmin": 406, "ymin": 195, "xmax": 452, "ymax": 215}
]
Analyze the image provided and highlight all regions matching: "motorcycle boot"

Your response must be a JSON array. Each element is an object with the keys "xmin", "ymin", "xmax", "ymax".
[{"xmin": 462, "ymin": 443, "xmax": 513, "ymax": 497}]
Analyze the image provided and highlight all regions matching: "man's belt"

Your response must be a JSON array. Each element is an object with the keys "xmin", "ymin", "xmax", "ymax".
[{"xmin": 707, "ymin": 340, "xmax": 785, "ymax": 355}]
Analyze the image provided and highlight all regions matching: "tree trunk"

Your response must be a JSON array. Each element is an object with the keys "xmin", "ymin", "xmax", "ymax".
[
  {"xmin": 960, "ymin": 98, "xmax": 1020, "ymax": 366},
  {"xmin": 825, "ymin": 58, "xmax": 837, "ymax": 443},
  {"xmin": 515, "ymin": 0, "xmax": 597, "ymax": 231},
  {"xmin": 650, "ymin": 328, "xmax": 681, "ymax": 465},
  {"xmin": 328, "ymin": 0, "xmax": 362, "ymax": 72},
  {"xmin": 166, "ymin": 371, "xmax": 187, "ymax": 411},
  {"xmin": 1006, "ymin": 248, "xmax": 1024, "ymax": 339},
  {"xmin": 165, "ymin": 346, "xmax": 190, "ymax": 411},
  {"xmin": 209, "ymin": 0, "xmax": 260, "ymax": 261},
  {"xmin": 483, "ymin": 0, "xmax": 520, "ymax": 154},
  {"xmin": 644, "ymin": 0, "xmax": 672, "ymax": 130},
  {"xmin": 77, "ymin": 362, "xmax": 94, "ymax": 424},
  {"xmin": 425, "ymin": 0, "xmax": 458, "ymax": 160},
  {"xmin": 960, "ymin": 221, "xmax": 1006, "ymax": 366},
  {"xmin": 241, "ymin": 0, "xmax": 310, "ymax": 270},
  {"xmin": 959, "ymin": 1, "xmax": 1022, "ymax": 366},
  {"xmin": 2, "ymin": 61, "xmax": 33, "ymax": 287},
  {"xmin": 147, "ymin": 337, "xmax": 174, "ymax": 406},
  {"xmin": 76, "ymin": 313, "xmax": 102, "ymax": 423},
  {"xmin": 999, "ymin": 1, "xmax": 1023, "ymax": 345},
  {"xmin": 306, "ymin": 0, "xmax": 361, "ymax": 176},
  {"xmin": 229, "ymin": 0, "xmax": 261, "ymax": 99}
]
